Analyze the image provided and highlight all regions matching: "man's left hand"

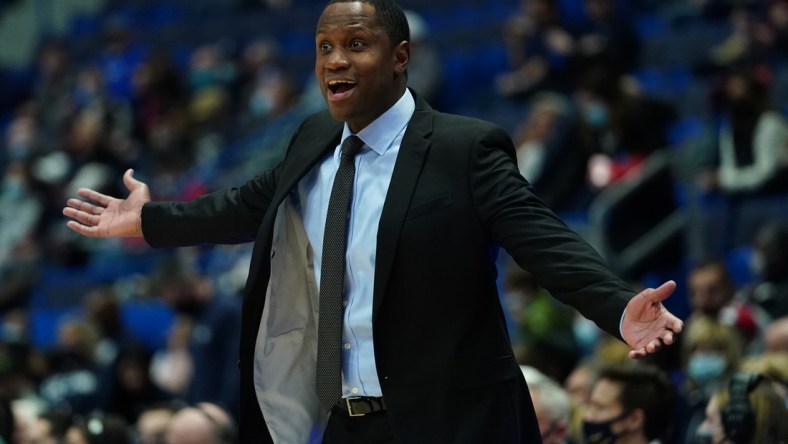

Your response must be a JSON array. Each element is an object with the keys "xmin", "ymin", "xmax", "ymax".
[{"xmin": 622, "ymin": 280, "xmax": 684, "ymax": 359}]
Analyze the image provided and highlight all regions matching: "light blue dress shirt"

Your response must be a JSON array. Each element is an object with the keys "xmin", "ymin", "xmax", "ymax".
[{"xmin": 298, "ymin": 90, "xmax": 415, "ymax": 397}]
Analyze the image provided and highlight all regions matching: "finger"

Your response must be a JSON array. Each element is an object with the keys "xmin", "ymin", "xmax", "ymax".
[
  {"xmin": 629, "ymin": 348, "xmax": 647, "ymax": 359},
  {"xmin": 65, "ymin": 220, "xmax": 102, "ymax": 238},
  {"xmin": 641, "ymin": 280, "xmax": 677, "ymax": 304},
  {"xmin": 63, "ymin": 207, "xmax": 100, "ymax": 227},
  {"xmin": 662, "ymin": 331, "xmax": 674, "ymax": 346},
  {"xmin": 76, "ymin": 188, "xmax": 113, "ymax": 207},
  {"xmin": 123, "ymin": 168, "xmax": 143, "ymax": 192},
  {"xmin": 66, "ymin": 198, "xmax": 104, "ymax": 216}
]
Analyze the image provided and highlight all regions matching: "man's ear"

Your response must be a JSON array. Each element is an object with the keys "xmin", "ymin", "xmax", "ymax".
[
  {"xmin": 623, "ymin": 408, "xmax": 645, "ymax": 433},
  {"xmin": 394, "ymin": 40, "xmax": 409, "ymax": 76}
]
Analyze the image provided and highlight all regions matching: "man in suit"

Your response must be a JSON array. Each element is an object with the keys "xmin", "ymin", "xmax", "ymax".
[{"xmin": 63, "ymin": 1, "xmax": 684, "ymax": 442}]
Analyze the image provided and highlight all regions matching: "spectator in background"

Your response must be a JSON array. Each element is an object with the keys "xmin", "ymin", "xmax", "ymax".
[
  {"xmin": 496, "ymin": 0, "xmax": 575, "ymax": 98},
  {"xmin": 564, "ymin": 361, "xmax": 597, "ymax": 444},
  {"xmin": 503, "ymin": 265, "xmax": 579, "ymax": 383},
  {"xmin": 64, "ymin": 413, "xmax": 130, "ymax": 444},
  {"xmin": 511, "ymin": 92, "xmax": 588, "ymax": 212},
  {"xmin": 23, "ymin": 408, "xmax": 72, "ymax": 444},
  {"xmin": 165, "ymin": 403, "xmax": 237, "ymax": 444},
  {"xmin": 135, "ymin": 403, "xmax": 176, "ymax": 444},
  {"xmin": 38, "ymin": 319, "xmax": 101, "ymax": 416},
  {"xmin": 98, "ymin": 345, "xmax": 168, "ymax": 425},
  {"xmin": 2, "ymin": 106, "xmax": 46, "ymax": 169},
  {"xmin": 150, "ymin": 315, "xmax": 194, "ymax": 399},
  {"xmin": 764, "ymin": 316, "xmax": 788, "ymax": 353},
  {"xmin": 687, "ymin": 260, "xmax": 769, "ymax": 350},
  {"xmin": 96, "ymin": 16, "xmax": 148, "ymax": 102},
  {"xmin": 0, "ymin": 398, "xmax": 18, "ymax": 444},
  {"xmin": 695, "ymin": 372, "xmax": 788, "ymax": 444},
  {"xmin": 0, "ymin": 162, "xmax": 42, "ymax": 272},
  {"xmin": 574, "ymin": 58, "xmax": 677, "ymax": 192},
  {"xmin": 574, "ymin": 0, "xmax": 640, "ymax": 73},
  {"xmin": 130, "ymin": 54, "xmax": 186, "ymax": 147},
  {"xmin": 759, "ymin": 0, "xmax": 788, "ymax": 58},
  {"xmin": 696, "ymin": 66, "xmax": 788, "ymax": 196},
  {"xmin": 679, "ymin": 316, "xmax": 744, "ymax": 444},
  {"xmin": 739, "ymin": 353, "xmax": 788, "ymax": 406},
  {"xmin": 32, "ymin": 40, "xmax": 74, "ymax": 138},
  {"xmin": 152, "ymin": 259, "xmax": 241, "ymax": 419},
  {"xmin": 520, "ymin": 366, "xmax": 572, "ymax": 444},
  {"xmin": 582, "ymin": 363, "xmax": 675, "ymax": 444},
  {"xmin": 403, "ymin": 10, "xmax": 442, "ymax": 105},
  {"xmin": 743, "ymin": 220, "xmax": 788, "ymax": 320}
]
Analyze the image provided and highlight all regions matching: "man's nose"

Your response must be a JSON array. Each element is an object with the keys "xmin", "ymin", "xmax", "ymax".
[{"xmin": 325, "ymin": 49, "xmax": 350, "ymax": 70}]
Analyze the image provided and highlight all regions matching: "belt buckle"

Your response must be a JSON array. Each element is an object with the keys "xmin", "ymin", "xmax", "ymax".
[{"xmin": 345, "ymin": 397, "xmax": 365, "ymax": 417}]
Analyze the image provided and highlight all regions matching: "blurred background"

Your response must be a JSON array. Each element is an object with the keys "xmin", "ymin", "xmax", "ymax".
[{"xmin": 0, "ymin": 0, "xmax": 786, "ymax": 442}]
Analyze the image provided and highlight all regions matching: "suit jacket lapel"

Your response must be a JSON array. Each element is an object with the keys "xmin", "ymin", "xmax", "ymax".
[
  {"xmin": 373, "ymin": 98, "xmax": 434, "ymax": 319},
  {"xmin": 273, "ymin": 114, "xmax": 343, "ymax": 207}
]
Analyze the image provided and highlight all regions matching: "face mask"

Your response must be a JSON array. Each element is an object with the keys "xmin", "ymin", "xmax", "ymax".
[
  {"xmin": 582, "ymin": 412, "xmax": 627, "ymax": 444},
  {"xmin": 573, "ymin": 317, "xmax": 599, "ymax": 354},
  {"xmin": 1, "ymin": 178, "xmax": 25, "ymax": 201},
  {"xmin": 190, "ymin": 68, "xmax": 219, "ymax": 89},
  {"xmin": 249, "ymin": 90, "xmax": 274, "ymax": 117},
  {"xmin": 584, "ymin": 103, "xmax": 609, "ymax": 129},
  {"xmin": 688, "ymin": 353, "xmax": 727, "ymax": 384},
  {"xmin": 750, "ymin": 252, "xmax": 765, "ymax": 277}
]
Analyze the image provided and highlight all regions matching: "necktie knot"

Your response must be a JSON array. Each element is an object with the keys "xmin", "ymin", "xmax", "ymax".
[{"xmin": 341, "ymin": 135, "xmax": 364, "ymax": 159}]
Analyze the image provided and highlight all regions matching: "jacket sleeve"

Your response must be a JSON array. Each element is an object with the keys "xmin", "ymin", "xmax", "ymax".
[
  {"xmin": 468, "ymin": 124, "xmax": 634, "ymax": 339},
  {"xmin": 141, "ymin": 166, "xmax": 280, "ymax": 247}
]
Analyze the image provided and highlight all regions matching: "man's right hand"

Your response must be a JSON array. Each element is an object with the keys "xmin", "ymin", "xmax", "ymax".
[{"xmin": 63, "ymin": 169, "xmax": 150, "ymax": 238}]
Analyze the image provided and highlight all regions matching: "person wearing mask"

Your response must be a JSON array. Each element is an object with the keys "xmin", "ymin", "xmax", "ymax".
[
  {"xmin": 582, "ymin": 363, "xmax": 675, "ymax": 444},
  {"xmin": 697, "ymin": 67, "xmax": 788, "ymax": 196},
  {"xmin": 680, "ymin": 316, "xmax": 745, "ymax": 444},
  {"xmin": 63, "ymin": 1, "xmax": 684, "ymax": 442}
]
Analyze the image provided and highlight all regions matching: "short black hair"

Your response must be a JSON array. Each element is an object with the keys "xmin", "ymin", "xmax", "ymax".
[
  {"xmin": 327, "ymin": 0, "xmax": 410, "ymax": 47},
  {"xmin": 597, "ymin": 363, "xmax": 676, "ymax": 441}
]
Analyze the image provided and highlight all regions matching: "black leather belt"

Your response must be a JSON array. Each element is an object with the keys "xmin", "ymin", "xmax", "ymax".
[{"xmin": 336, "ymin": 396, "xmax": 387, "ymax": 417}]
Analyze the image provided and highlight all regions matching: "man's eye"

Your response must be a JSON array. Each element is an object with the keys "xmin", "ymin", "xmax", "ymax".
[
  {"xmin": 351, "ymin": 40, "xmax": 364, "ymax": 48},
  {"xmin": 319, "ymin": 42, "xmax": 331, "ymax": 51}
]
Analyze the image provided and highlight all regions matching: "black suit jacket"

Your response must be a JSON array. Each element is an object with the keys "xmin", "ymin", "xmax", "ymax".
[{"xmin": 142, "ymin": 95, "xmax": 634, "ymax": 443}]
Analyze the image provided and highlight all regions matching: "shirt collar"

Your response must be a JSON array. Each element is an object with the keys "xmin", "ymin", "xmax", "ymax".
[{"xmin": 340, "ymin": 89, "xmax": 415, "ymax": 156}]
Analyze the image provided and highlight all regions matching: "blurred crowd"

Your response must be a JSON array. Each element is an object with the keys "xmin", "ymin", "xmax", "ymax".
[{"xmin": 0, "ymin": 0, "xmax": 787, "ymax": 442}]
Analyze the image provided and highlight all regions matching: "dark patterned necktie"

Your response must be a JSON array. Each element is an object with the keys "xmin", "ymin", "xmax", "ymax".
[{"xmin": 316, "ymin": 135, "xmax": 364, "ymax": 412}]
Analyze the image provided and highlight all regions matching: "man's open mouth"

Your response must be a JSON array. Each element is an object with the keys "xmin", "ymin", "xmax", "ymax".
[{"xmin": 328, "ymin": 80, "xmax": 357, "ymax": 97}]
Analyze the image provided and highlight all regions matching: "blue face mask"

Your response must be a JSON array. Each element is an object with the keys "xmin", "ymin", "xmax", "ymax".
[
  {"xmin": 584, "ymin": 103, "xmax": 609, "ymax": 129},
  {"xmin": 582, "ymin": 412, "xmax": 628, "ymax": 444},
  {"xmin": 688, "ymin": 353, "xmax": 727, "ymax": 384}
]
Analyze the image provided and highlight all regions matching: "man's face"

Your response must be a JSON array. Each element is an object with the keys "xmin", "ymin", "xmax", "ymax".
[
  {"xmin": 315, "ymin": 1, "xmax": 409, "ymax": 133},
  {"xmin": 689, "ymin": 266, "xmax": 732, "ymax": 316},
  {"xmin": 584, "ymin": 379, "xmax": 630, "ymax": 441},
  {"xmin": 26, "ymin": 419, "xmax": 57, "ymax": 444}
]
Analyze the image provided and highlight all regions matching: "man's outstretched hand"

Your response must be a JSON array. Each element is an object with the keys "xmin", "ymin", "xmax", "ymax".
[
  {"xmin": 622, "ymin": 280, "xmax": 684, "ymax": 359},
  {"xmin": 63, "ymin": 169, "xmax": 150, "ymax": 238}
]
